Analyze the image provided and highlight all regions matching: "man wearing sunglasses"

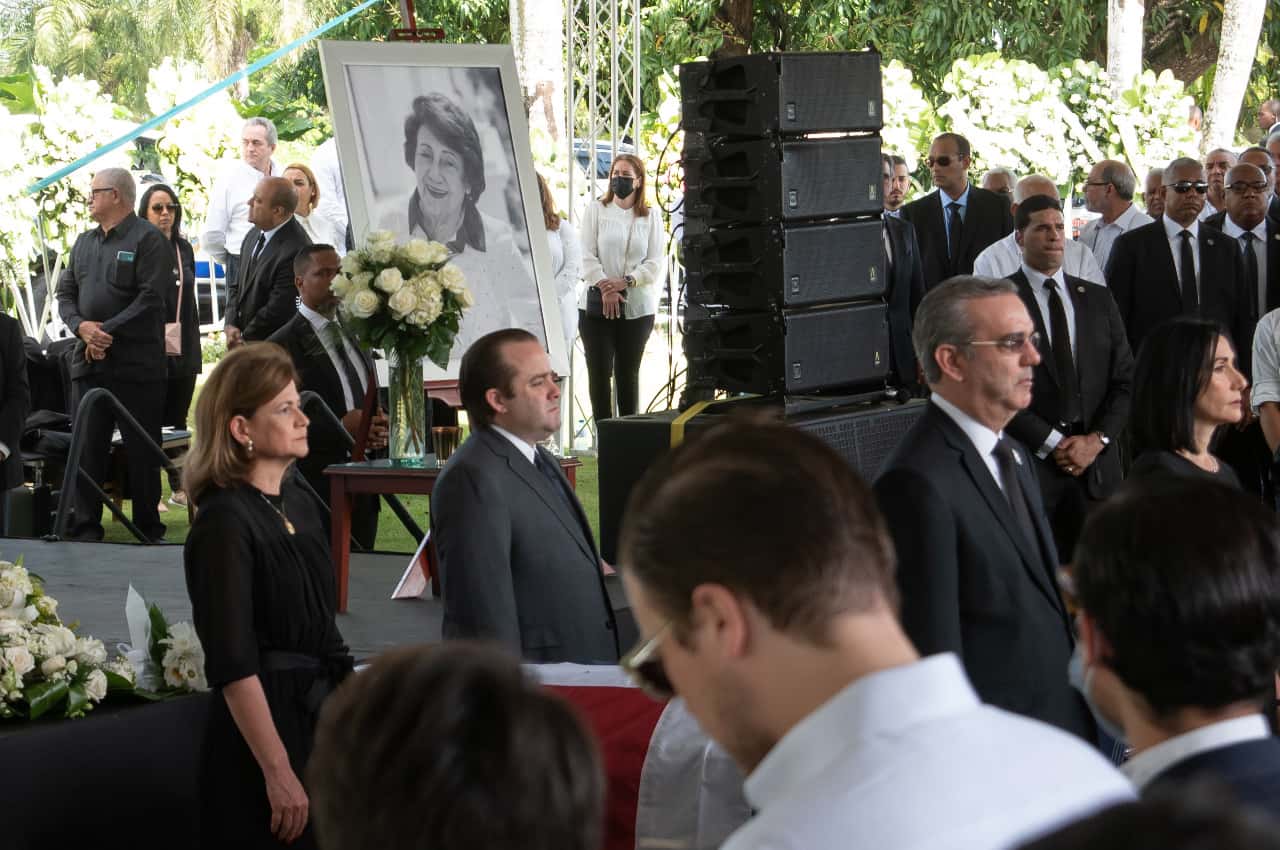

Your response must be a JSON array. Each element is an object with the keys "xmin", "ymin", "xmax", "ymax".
[
  {"xmin": 1004, "ymin": 196, "xmax": 1133, "ymax": 560},
  {"xmin": 1233, "ymin": 146, "xmax": 1280, "ymax": 222},
  {"xmin": 1106, "ymin": 157, "xmax": 1250, "ymax": 358},
  {"xmin": 873, "ymin": 277, "xmax": 1094, "ymax": 741},
  {"xmin": 901, "ymin": 132, "xmax": 1015, "ymax": 290},
  {"xmin": 618, "ymin": 420, "xmax": 1130, "ymax": 850}
]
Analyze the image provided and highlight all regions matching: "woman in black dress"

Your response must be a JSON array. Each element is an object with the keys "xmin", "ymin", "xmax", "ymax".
[
  {"xmin": 139, "ymin": 183, "xmax": 200, "ymax": 508},
  {"xmin": 1129, "ymin": 317, "xmax": 1248, "ymax": 487},
  {"xmin": 183, "ymin": 343, "xmax": 352, "ymax": 848}
]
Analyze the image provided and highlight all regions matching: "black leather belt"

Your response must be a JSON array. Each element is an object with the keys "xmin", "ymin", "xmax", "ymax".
[{"xmin": 259, "ymin": 650, "xmax": 353, "ymax": 715}]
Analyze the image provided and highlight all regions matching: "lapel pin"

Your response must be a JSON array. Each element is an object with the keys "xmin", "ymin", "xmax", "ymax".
[
  {"xmin": 1076, "ymin": 286, "xmax": 1085, "ymax": 293},
  {"xmin": 1012, "ymin": 449, "xmax": 1023, "ymax": 466},
  {"xmin": 1207, "ymin": 238, "xmax": 1215, "ymax": 246}
]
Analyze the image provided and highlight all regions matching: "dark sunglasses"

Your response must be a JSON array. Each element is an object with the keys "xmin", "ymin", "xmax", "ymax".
[
  {"xmin": 968, "ymin": 331, "xmax": 1042, "ymax": 353},
  {"xmin": 1226, "ymin": 181, "xmax": 1269, "ymax": 194},
  {"xmin": 926, "ymin": 155, "xmax": 963, "ymax": 168},
  {"xmin": 619, "ymin": 621, "xmax": 674, "ymax": 701},
  {"xmin": 150, "ymin": 202, "xmax": 180, "ymax": 213},
  {"xmin": 1165, "ymin": 181, "xmax": 1209, "ymax": 194}
]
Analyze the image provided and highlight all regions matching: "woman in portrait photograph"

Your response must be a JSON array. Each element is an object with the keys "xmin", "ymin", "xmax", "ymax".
[
  {"xmin": 139, "ymin": 183, "xmax": 199, "ymax": 508},
  {"xmin": 578, "ymin": 154, "xmax": 666, "ymax": 422},
  {"xmin": 380, "ymin": 92, "xmax": 534, "ymax": 353},
  {"xmin": 284, "ymin": 162, "xmax": 345, "ymax": 250},
  {"xmin": 183, "ymin": 343, "xmax": 353, "ymax": 849}
]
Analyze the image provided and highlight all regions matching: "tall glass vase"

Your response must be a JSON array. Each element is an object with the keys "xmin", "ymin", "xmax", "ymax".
[{"xmin": 387, "ymin": 352, "xmax": 427, "ymax": 465}]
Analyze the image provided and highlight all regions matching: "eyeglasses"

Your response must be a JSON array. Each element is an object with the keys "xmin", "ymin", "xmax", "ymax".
[
  {"xmin": 967, "ymin": 331, "xmax": 1042, "ymax": 353},
  {"xmin": 1226, "ymin": 181, "xmax": 1269, "ymax": 194},
  {"xmin": 926, "ymin": 155, "xmax": 963, "ymax": 168},
  {"xmin": 619, "ymin": 620, "xmax": 674, "ymax": 701},
  {"xmin": 1165, "ymin": 181, "xmax": 1209, "ymax": 194},
  {"xmin": 150, "ymin": 202, "xmax": 180, "ymax": 213},
  {"xmin": 89, "ymin": 187, "xmax": 116, "ymax": 197},
  {"xmin": 1084, "ymin": 180, "xmax": 1111, "ymax": 188}
]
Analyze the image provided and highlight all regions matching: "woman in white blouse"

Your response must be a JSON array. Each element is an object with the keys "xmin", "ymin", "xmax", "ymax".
[
  {"xmin": 285, "ymin": 162, "xmax": 345, "ymax": 250},
  {"xmin": 538, "ymin": 173, "xmax": 582, "ymax": 358},
  {"xmin": 578, "ymin": 154, "xmax": 666, "ymax": 422}
]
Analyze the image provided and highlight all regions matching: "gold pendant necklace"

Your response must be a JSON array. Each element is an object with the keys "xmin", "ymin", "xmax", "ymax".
[{"xmin": 260, "ymin": 493, "xmax": 296, "ymax": 535}]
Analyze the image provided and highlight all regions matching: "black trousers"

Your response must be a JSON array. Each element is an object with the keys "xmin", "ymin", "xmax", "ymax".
[
  {"xmin": 70, "ymin": 375, "xmax": 166, "ymax": 541},
  {"xmin": 164, "ymin": 371, "xmax": 199, "ymax": 492},
  {"xmin": 1033, "ymin": 454, "xmax": 1091, "ymax": 563},
  {"xmin": 578, "ymin": 311, "xmax": 654, "ymax": 423}
]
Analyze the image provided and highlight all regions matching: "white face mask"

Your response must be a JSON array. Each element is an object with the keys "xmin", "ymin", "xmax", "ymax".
[{"xmin": 1068, "ymin": 643, "xmax": 1128, "ymax": 746}]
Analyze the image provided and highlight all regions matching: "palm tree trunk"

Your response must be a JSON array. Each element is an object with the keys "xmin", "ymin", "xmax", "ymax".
[
  {"xmin": 1106, "ymin": 0, "xmax": 1144, "ymax": 98},
  {"xmin": 510, "ymin": 0, "xmax": 566, "ymax": 143},
  {"xmin": 1202, "ymin": 0, "xmax": 1266, "ymax": 153}
]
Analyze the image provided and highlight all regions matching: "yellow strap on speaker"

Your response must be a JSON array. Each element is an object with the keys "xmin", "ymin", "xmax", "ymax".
[{"xmin": 669, "ymin": 395, "xmax": 758, "ymax": 447}]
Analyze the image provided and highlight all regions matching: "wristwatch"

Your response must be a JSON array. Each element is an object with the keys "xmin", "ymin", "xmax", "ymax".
[
  {"xmin": 1093, "ymin": 431, "xmax": 1111, "ymax": 449},
  {"xmin": 624, "ymin": 274, "xmax": 636, "ymax": 288}
]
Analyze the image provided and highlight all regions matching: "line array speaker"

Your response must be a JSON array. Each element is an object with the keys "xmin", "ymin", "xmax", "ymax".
[{"xmin": 684, "ymin": 218, "xmax": 886, "ymax": 310}]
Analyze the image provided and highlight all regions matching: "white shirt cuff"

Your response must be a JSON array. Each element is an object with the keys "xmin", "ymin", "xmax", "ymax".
[{"xmin": 1037, "ymin": 430, "xmax": 1064, "ymax": 459}]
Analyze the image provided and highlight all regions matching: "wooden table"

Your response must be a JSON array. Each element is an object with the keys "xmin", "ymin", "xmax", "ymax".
[{"xmin": 325, "ymin": 455, "xmax": 584, "ymax": 612}]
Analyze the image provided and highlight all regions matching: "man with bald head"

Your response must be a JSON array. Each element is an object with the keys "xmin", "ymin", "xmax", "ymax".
[
  {"xmin": 1201, "ymin": 148, "xmax": 1237, "ymax": 221},
  {"xmin": 1249, "ymin": 143, "xmax": 1280, "ymax": 222},
  {"xmin": 1079, "ymin": 160, "xmax": 1152, "ymax": 271},
  {"xmin": 224, "ymin": 175, "xmax": 311, "ymax": 346},
  {"xmin": 56, "ymin": 167, "xmax": 169, "ymax": 541},
  {"xmin": 1260, "ymin": 100, "xmax": 1280, "ymax": 137},
  {"xmin": 1144, "ymin": 168, "xmax": 1166, "ymax": 219},
  {"xmin": 973, "ymin": 174, "xmax": 1104, "ymax": 283},
  {"xmin": 1106, "ymin": 157, "xmax": 1249, "ymax": 356}
]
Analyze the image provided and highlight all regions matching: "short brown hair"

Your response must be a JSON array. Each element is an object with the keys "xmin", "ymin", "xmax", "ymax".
[
  {"xmin": 309, "ymin": 643, "xmax": 604, "ymax": 850},
  {"xmin": 459, "ymin": 328, "xmax": 539, "ymax": 428},
  {"xmin": 619, "ymin": 419, "xmax": 898, "ymax": 645},
  {"xmin": 601, "ymin": 153, "xmax": 650, "ymax": 216},
  {"xmin": 184, "ymin": 343, "xmax": 297, "ymax": 504}
]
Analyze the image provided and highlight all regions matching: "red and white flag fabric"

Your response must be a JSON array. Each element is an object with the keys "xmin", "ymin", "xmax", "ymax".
[{"xmin": 530, "ymin": 664, "xmax": 750, "ymax": 850}]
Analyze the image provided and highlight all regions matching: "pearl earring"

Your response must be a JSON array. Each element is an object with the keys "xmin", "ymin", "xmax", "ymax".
[{"xmin": 246, "ymin": 438, "xmax": 254, "ymax": 456}]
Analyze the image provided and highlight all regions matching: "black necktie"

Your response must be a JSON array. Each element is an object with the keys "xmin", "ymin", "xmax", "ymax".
[
  {"xmin": 535, "ymin": 450, "xmax": 576, "ymax": 515},
  {"xmin": 323, "ymin": 321, "xmax": 367, "ymax": 411},
  {"xmin": 991, "ymin": 438, "xmax": 1038, "ymax": 550},
  {"xmin": 243, "ymin": 232, "xmax": 267, "ymax": 283},
  {"xmin": 1044, "ymin": 278, "xmax": 1082, "ymax": 423},
  {"xmin": 1179, "ymin": 230, "xmax": 1199, "ymax": 312},
  {"xmin": 947, "ymin": 202, "xmax": 965, "ymax": 270},
  {"xmin": 1241, "ymin": 232, "xmax": 1260, "ymax": 317}
]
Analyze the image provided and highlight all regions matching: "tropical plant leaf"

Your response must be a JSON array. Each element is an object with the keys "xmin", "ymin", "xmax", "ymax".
[{"xmin": 26, "ymin": 679, "xmax": 68, "ymax": 719}]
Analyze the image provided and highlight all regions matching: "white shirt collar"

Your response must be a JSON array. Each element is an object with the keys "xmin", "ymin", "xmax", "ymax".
[
  {"xmin": 1113, "ymin": 203, "xmax": 1148, "ymax": 230},
  {"xmin": 297, "ymin": 301, "xmax": 338, "ymax": 333},
  {"xmin": 1221, "ymin": 216, "xmax": 1268, "ymax": 242},
  {"xmin": 1162, "ymin": 215, "xmax": 1200, "ymax": 242},
  {"xmin": 1021, "ymin": 262, "xmax": 1065, "ymax": 292},
  {"xmin": 490, "ymin": 424, "xmax": 538, "ymax": 465},
  {"xmin": 929, "ymin": 392, "xmax": 1003, "ymax": 460},
  {"xmin": 258, "ymin": 218, "xmax": 288, "ymax": 247},
  {"xmin": 1122, "ymin": 714, "xmax": 1270, "ymax": 789},
  {"xmin": 745, "ymin": 654, "xmax": 980, "ymax": 812}
]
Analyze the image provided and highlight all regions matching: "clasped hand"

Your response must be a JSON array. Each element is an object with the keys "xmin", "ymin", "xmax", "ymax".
[
  {"xmin": 1052, "ymin": 434, "xmax": 1103, "ymax": 477},
  {"xmin": 78, "ymin": 320, "xmax": 112, "ymax": 361},
  {"xmin": 594, "ymin": 277, "xmax": 627, "ymax": 320}
]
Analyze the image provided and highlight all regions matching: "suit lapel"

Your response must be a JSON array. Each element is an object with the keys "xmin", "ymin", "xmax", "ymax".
[
  {"xmin": 1011, "ymin": 271, "xmax": 1059, "ymax": 389},
  {"xmin": 953, "ymin": 188, "xmax": 981, "ymax": 266},
  {"xmin": 1152, "ymin": 220, "xmax": 1181, "ymax": 299},
  {"xmin": 1063, "ymin": 275, "xmax": 1098, "ymax": 398},
  {"xmin": 931, "ymin": 408, "xmax": 1064, "ymax": 613},
  {"xmin": 924, "ymin": 192, "xmax": 950, "ymax": 274},
  {"xmin": 1267, "ymin": 220, "xmax": 1280, "ymax": 313},
  {"xmin": 295, "ymin": 318, "xmax": 349, "ymax": 413},
  {"xmin": 482, "ymin": 431, "xmax": 596, "ymax": 564}
]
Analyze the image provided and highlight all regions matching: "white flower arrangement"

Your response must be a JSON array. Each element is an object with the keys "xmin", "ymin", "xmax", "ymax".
[
  {"xmin": 123, "ymin": 585, "xmax": 207, "ymax": 695},
  {"xmin": 0, "ymin": 557, "xmax": 132, "ymax": 720}
]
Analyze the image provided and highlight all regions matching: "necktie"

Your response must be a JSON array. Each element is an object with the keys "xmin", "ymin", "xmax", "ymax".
[
  {"xmin": 243, "ymin": 232, "xmax": 267, "ymax": 284},
  {"xmin": 947, "ymin": 202, "xmax": 965, "ymax": 270},
  {"xmin": 1179, "ymin": 231, "xmax": 1198, "ymax": 312},
  {"xmin": 991, "ymin": 438, "xmax": 1038, "ymax": 550},
  {"xmin": 1241, "ymin": 232, "xmax": 1260, "ymax": 317},
  {"xmin": 1044, "ymin": 278, "xmax": 1082, "ymax": 423},
  {"xmin": 322, "ymin": 321, "xmax": 367, "ymax": 411},
  {"xmin": 535, "ymin": 450, "xmax": 577, "ymax": 515}
]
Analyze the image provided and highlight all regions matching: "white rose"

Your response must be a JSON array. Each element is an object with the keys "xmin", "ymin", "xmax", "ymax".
[
  {"xmin": 85, "ymin": 669, "xmax": 107, "ymax": 702},
  {"xmin": 73, "ymin": 637, "xmax": 107, "ymax": 666},
  {"xmin": 3, "ymin": 645, "xmax": 34, "ymax": 676},
  {"xmin": 351, "ymin": 272, "xmax": 374, "ymax": 291},
  {"xmin": 387, "ymin": 286, "xmax": 419, "ymax": 318},
  {"xmin": 348, "ymin": 290, "xmax": 382, "ymax": 319},
  {"xmin": 439, "ymin": 264, "xmax": 466, "ymax": 292},
  {"xmin": 0, "ymin": 618, "xmax": 24, "ymax": 640},
  {"xmin": 34, "ymin": 624, "xmax": 76, "ymax": 657},
  {"xmin": 403, "ymin": 239, "xmax": 434, "ymax": 265},
  {"xmin": 374, "ymin": 267, "xmax": 405, "ymax": 294},
  {"xmin": 34, "ymin": 596, "xmax": 57, "ymax": 618},
  {"xmin": 40, "ymin": 655, "xmax": 65, "ymax": 676},
  {"xmin": 454, "ymin": 285, "xmax": 475, "ymax": 309},
  {"xmin": 330, "ymin": 273, "xmax": 352, "ymax": 298},
  {"xmin": 408, "ymin": 309, "xmax": 430, "ymax": 327},
  {"xmin": 367, "ymin": 230, "xmax": 396, "ymax": 247},
  {"xmin": 340, "ymin": 253, "xmax": 364, "ymax": 275},
  {"xmin": 422, "ymin": 240, "xmax": 450, "ymax": 265}
]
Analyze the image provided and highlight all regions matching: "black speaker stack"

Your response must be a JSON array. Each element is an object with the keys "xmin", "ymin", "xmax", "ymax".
[{"xmin": 679, "ymin": 50, "xmax": 892, "ymax": 398}]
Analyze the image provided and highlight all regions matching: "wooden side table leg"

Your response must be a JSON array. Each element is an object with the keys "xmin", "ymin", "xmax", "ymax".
[{"xmin": 330, "ymin": 476, "xmax": 353, "ymax": 613}]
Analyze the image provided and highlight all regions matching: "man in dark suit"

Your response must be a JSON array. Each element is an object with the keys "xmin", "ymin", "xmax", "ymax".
[
  {"xmin": 1232, "ymin": 146, "xmax": 1280, "ymax": 223},
  {"xmin": 881, "ymin": 153, "xmax": 926, "ymax": 393},
  {"xmin": 268, "ymin": 244, "xmax": 387, "ymax": 549},
  {"xmin": 874, "ymin": 276, "xmax": 1092, "ymax": 739},
  {"xmin": 1074, "ymin": 478, "xmax": 1280, "ymax": 819},
  {"xmin": 1005, "ymin": 196, "xmax": 1133, "ymax": 560},
  {"xmin": 55, "ymin": 167, "xmax": 168, "ymax": 542},
  {"xmin": 0, "ymin": 313, "xmax": 30, "ymax": 534},
  {"xmin": 224, "ymin": 176, "xmax": 310, "ymax": 346},
  {"xmin": 1106, "ymin": 157, "xmax": 1251, "ymax": 359},
  {"xmin": 431, "ymin": 328, "xmax": 618, "ymax": 663},
  {"xmin": 901, "ymin": 132, "xmax": 1014, "ymax": 290}
]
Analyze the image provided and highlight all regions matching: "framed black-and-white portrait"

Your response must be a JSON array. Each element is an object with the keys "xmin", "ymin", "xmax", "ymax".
[{"xmin": 319, "ymin": 41, "xmax": 565, "ymax": 375}]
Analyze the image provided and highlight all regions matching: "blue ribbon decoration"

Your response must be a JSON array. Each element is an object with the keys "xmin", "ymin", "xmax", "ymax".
[{"xmin": 24, "ymin": 0, "xmax": 383, "ymax": 195}]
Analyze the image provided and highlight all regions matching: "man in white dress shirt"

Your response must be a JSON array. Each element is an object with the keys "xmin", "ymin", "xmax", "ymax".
[
  {"xmin": 618, "ymin": 420, "xmax": 1132, "ymax": 850},
  {"xmin": 1073, "ymin": 477, "xmax": 1280, "ymax": 818},
  {"xmin": 201, "ymin": 117, "xmax": 286, "ymax": 285},
  {"xmin": 1079, "ymin": 160, "xmax": 1152, "ymax": 272},
  {"xmin": 973, "ymin": 175, "xmax": 1106, "ymax": 283}
]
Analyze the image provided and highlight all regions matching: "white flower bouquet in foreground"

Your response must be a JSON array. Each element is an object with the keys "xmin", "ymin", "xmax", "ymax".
[
  {"xmin": 0, "ymin": 558, "xmax": 134, "ymax": 720},
  {"xmin": 123, "ymin": 585, "xmax": 207, "ymax": 695},
  {"xmin": 331, "ymin": 231, "xmax": 473, "ymax": 371}
]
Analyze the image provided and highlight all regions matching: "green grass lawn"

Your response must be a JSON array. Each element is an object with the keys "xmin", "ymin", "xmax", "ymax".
[{"xmin": 102, "ymin": 453, "xmax": 602, "ymax": 551}]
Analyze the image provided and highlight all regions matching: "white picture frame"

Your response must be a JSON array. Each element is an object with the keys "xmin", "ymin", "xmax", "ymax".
[{"xmin": 319, "ymin": 40, "xmax": 567, "ymax": 377}]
